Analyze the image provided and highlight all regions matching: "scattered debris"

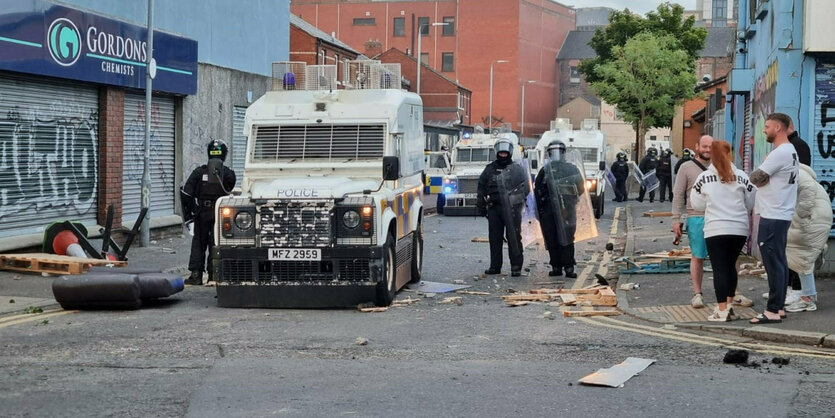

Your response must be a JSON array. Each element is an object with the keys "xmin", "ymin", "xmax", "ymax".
[
  {"xmin": 0, "ymin": 253, "xmax": 126, "ymax": 275},
  {"xmin": 533, "ymin": 281, "xmax": 565, "ymax": 286},
  {"xmin": 642, "ymin": 211, "xmax": 672, "ymax": 218},
  {"xmin": 595, "ymin": 274, "xmax": 609, "ymax": 286},
  {"xmin": 391, "ymin": 297, "xmax": 421, "ymax": 307},
  {"xmin": 748, "ymin": 268, "xmax": 766, "ymax": 275},
  {"xmin": 471, "ymin": 237, "xmax": 490, "ymax": 243},
  {"xmin": 456, "ymin": 290, "xmax": 491, "ymax": 296},
  {"xmin": 453, "ymin": 279, "xmax": 466, "ymax": 285},
  {"xmin": 605, "ymin": 243, "xmax": 614, "ymax": 251},
  {"xmin": 562, "ymin": 309, "xmax": 620, "ymax": 317},
  {"xmin": 439, "ymin": 296, "xmax": 463, "ymax": 306},
  {"xmin": 579, "ymin": 357, "xmax": 656, "ymax": 387},
  {"xmin": 506, "ymin": 301, "xmax": 530, "ymax": 307},
  {"xmin": 204, "ymin": 281, "xmax": 217, "ymax": 287},
  {"xmin": 502, "ymin": 293, "xmax": 552, "ymax": 304},
  {"xmin": 8, "ymin": 299, "xmax": 14, "ymax": 304},
  {"xmin": 358, "ymin": 306, "xmax": 388, "ymax": 313},
  {"xmin": 771, "ymin": 357, "xmax": 790, "ymax": 366},
  {"xmin": 560, "ymin": 287, "xmax": 617, "ymax": 307},
  {"xmin": 355, "ymin": 337, "xmax": 368, "ymax": 346},
  {"xmin": 619, "ymin": 283, "xmax": 639, "ymax": 291},
  {"xmin": 542, "ymin": 311, "xmax": 556, "ymax": 320},
  {"xmin": 407, "ymin": 281, "xmax": 470, "ymax": 293},
  {"xmin": 723, "ymin": 349, "xmax": 749, "ymax": 364}
]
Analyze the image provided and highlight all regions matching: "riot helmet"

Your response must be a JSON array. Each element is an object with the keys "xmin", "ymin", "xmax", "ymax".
[
  {"xmin": 664, "ymin": 148, "xmax": 673, "ymax": 156},
  {"xmin": 494, "ymin": 138, "xmax": 514, "ymax": 163},
  {"xmin": 616, "ymin": 151, "xmax": 627, "ymax": 162},
  {"xmin": 682, "ymin": 148, "xmax": 693, "ymax": 159},
  {"xmin": 207, "ymin": 139, "xmax": 229, "ymax": 162},
  {"xmin": 648, "ymin": 147, "xmax": 658, "ymax": 157},
  {"xmin": 546, "ymin": 140, "xmax": 567, "ymax": 162}
]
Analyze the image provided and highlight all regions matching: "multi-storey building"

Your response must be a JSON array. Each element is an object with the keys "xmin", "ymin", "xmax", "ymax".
[{"xmin": 290, "ymin": 0, "xmax": 576, "ymax": 137}]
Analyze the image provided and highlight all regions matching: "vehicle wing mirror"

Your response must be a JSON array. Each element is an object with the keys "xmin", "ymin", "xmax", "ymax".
[
  {"xmin": 599, "ymin": 161, "xmax": 606, "ymax": 171},
  {"xmin": 383, "ymin": 156, "xmax": 400, "ymax": 181}
]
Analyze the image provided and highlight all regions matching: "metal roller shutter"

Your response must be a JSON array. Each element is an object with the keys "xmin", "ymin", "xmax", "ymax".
[
  {"xmin": 122, "ymin": 93, "xmax": 176, "ymax": 222},
  {"xmin": 231, "ymin": 106, "xmax": 248, "ymax": 186},
  {"xmin": 813, "ymin": 60, "xmax": 835, "ymax": 237},
  {"xmin": 0, "ymin": 72, "xmax": 99, "ymax": 238}
]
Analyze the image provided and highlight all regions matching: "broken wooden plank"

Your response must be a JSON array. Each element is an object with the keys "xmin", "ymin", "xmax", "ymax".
[
  {"xmin": 391, "ymin": 297, "xmax": 421, "ymax": 307},
  {"xmin": 642, "ymin": 211, "xmax": 673, "ymax": 218},
  {"xmin": 505, "ymin": 301, "xmax": 530, "ymax": 307},
  {"xmin": 530, "ymin": 288, "xmax": 561, "ymax": 295},
  {"xmin": 501, "ymin": 293, "xmax": 553, "ymax": 303},
  {"xmin": 455, "ymin": 290, "xmax": 491, "ymax": 296},
  {"xmin": 439, "ymin": 296, "xmax": 463, "ymax": 305},
  {"xmin": 562, "ymin": 309, "xmax": 620, "ymax": 317},
  {"xmin": 471, "ymin": 237, "xmax": 490, "ymax": 243},
  {"xmin": 358, "ymin": 307, "xmax": 388, "ymax": 313}
]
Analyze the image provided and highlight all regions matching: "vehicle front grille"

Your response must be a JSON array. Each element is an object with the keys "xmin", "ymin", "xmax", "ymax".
[
  {"xmin": 252, "ymin": 124, "xmax": 385, "ymax": 161},
  {"xmin": 458, "ymin": 177, "xmax": 479, "ymax": 194},
  {"xmin": 259, "ymin": 201, "xmax": 333, "ymax": 248},
  {"xmin": 220, "ymin": 259, "xmax": 371, "ymax": 282},
  {"xmin": 338, "ymin": 259, "xmax": 371, "ymax": 281}
]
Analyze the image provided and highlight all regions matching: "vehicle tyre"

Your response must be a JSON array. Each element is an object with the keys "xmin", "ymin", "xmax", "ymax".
[
  {"xmin": 594, "ymin": 194, "xmax": 604, "ymax": 219},
  {"xmin": 409, "ymin": 219, "xmax": 423, "ymax": 283},
  {"xmin": 375, "ymin": 232, "xmax": 397, "ymax": 306}
]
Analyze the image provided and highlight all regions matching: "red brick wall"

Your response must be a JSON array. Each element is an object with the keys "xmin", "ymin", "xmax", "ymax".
[
  {"xmin": 98, "ymin": 87, "xmax": 124, "ymax": 228},
  {"xmin": 682, "ymin": 80, "xmax": 727, "ymax": 151}
]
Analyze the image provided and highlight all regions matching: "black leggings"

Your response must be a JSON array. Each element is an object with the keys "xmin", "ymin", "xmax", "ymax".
[{"xmin": 705, "ymin": 235, "xmax": 747, "ymax": 303}]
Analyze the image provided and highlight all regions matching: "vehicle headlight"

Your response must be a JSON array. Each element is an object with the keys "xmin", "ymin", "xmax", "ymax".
[
  {"xmin": 235, "ymin": 211, "xmax": 253, "ymax": 230},
  {"xmin": 585, "ymin": 179, "xmax": 597, "ymax": 191},
  {"xmin": 343, "ymin": 210, "xmax": 361, "ymax": 229}
]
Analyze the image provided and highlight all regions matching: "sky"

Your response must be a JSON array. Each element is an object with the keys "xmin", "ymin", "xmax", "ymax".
[{"xmin": 572, "ymin": 0, "xmax": 698, "ymax": 15}]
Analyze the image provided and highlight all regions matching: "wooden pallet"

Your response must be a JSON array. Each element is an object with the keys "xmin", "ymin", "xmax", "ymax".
[
  {"xmin": 0, "ymin": 253, "xmax": 126, "ymax": 275},
  {"xmin": 558, "ymin": 287, "xmax": 617, "ymax": 307}
]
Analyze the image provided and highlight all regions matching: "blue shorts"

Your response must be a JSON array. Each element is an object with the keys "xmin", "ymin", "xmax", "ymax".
[{"xmin": 685, "ymin": 216, "xmax": 707, "ymax": 259}]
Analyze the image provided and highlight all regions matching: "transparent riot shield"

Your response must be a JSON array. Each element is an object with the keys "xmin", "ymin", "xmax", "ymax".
[
  {"xmin": 541, "ymin": 149, "xmax": 598, "ymax": 246},
  {"xmin": 627, "ymin": 161, "xmax": 644, "ymax": 198},
  {"xmin": 497, "ymin": 161, "xmax": 531, "ymax": 257},
  {"xmin": 642, "ymin": 169, "xmax": 660, "ymax": 193},
  {"xmin": 518, "ymin": 160, "xmax": 541, "ymax": 248},
  {"xmin": 604, "ymin": 166, "xmax": 617, "ymax": 189}
]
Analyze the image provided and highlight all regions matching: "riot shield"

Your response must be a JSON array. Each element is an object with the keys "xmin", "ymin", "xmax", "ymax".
[
  {"xmin": 670, "ymin": 155, "xmax": 680, "ymax": 190},
  {"xmin": 517, "ymin": 160, "xmax": 541, "ymax": 248},
  {"xmin": 604, "ymin": 166, "xmax": 617, "ymax": 189},
  {"xmin": 497, "ymin": 161, "xmax": 530, "ymax": 257},
  {"xmin": 541, "ymin": 149, "xmax": 598, "ymax": 246},
  {"xmin": 627, "ymin": 162, "xmax": 644, "ymax": 197},
  {"xmin": 642, "ymin": 169, "xmax": 660, "ymax": 193}
]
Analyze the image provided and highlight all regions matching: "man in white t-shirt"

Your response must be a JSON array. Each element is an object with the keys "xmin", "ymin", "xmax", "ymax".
[{"xmin": 748, "ymin": 113, "xmax": 799, "ymax": 324}]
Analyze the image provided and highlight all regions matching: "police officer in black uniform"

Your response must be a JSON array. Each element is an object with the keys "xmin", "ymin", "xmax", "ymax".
[
  {"xmin": 637, "ymin": 147, "xmax": 659, "ymax": 203},
  {"xmin": 476, "ymin": 138, "xmax": 529, "ymax": 277},
  {"xmin": 181, "ymin": 140, "xmax": 236, "ymax": 285},
  {"xmin": 674, "ymin": 148, "xmax": 693, "ymax": 175},
  {"xmin": 612, "ymin": 151, "xmax": 629, "ymax": 202},
  {"xmin": 657, "ymin": 148, "xmax": 674, "ymax": 202},
  {"xmin": 534, "ymin": 140, "xmax": 583, "ymax": 278}
]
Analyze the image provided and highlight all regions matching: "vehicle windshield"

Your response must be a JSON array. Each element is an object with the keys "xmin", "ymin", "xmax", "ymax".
[
  {"xmin": 455, "ymin": 147, "xmax": 495, "ymax": 163},
  {"xmin": 569, "ymin": 146, "xmax": 598, "ymax": 164}
]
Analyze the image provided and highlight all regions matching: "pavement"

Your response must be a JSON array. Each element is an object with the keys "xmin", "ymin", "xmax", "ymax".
[
  {"xmin": 1, "ymin": 192, "xmax": 834, "ymax": 349},
  {"xmin": 615, "ymin": 196, "xmax": 835, "ymax": 349}
]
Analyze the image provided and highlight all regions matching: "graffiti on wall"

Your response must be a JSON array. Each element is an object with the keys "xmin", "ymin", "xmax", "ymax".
[
  {"xmin": 123, "ymin": 101, "xmax": 173, "ymax": 194},
  {"xmin": 813, "ymin": 61, "xmax": 835, "ymax": 236},
  {"xmin": 752, "ymin": 60, "xmax": 778, "ymax": 168},
  {"xmin": 0, "ymin": 103, "xmax": 98, "ymax": 221}
]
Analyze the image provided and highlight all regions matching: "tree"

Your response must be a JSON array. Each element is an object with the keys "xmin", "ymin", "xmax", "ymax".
[
  {"xmin": 589, "ymin": 32, "xmax": 698, "ymax": 157},
  {"xmin": 579, "ymin": 3, "xmax": 706, "ymax": 84}
]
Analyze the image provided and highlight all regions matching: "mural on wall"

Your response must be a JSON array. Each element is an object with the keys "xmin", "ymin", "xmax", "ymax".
[
  {"xmin": 752, "ymin": 60, "xmax": 778, "ymax": 169},
  {"xmin": 0, "ymin": 103, "xmax": 98, "ymax": 221},
  {"xmin": 813, "ymin": 61, "xmax": 835, "ymax": 236}
]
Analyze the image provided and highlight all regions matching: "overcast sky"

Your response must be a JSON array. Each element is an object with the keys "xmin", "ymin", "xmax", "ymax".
[{"xmin": 574, "ymin": 0, "xmax": 698, "ymax": 15}]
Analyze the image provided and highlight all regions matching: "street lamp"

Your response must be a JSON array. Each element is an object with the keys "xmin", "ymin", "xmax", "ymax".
[
  {"xmin": 520, "ymin": 80, "xmax": 535, "ymax": 137},
  {"xmin": 416, "ymin": 22, "xmax": 449, "ymax": 95},
  {"xmin": 489, "ymin": 59, "xmax": 510, "ymax": 130}
]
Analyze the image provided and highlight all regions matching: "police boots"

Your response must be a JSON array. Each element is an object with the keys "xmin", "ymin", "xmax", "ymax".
[
  {"xmin": 186, "ymin": 270, "xmax": 203, "ymax": 285},
  {"xmin": 564, "ymin": 266, "xmax": 577, "ymax": 279}
]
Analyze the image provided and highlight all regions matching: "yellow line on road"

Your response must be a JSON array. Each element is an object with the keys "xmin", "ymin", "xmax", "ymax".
[
  {"xmin": 577, "ymin": 316, "xmax": 835, "ymax": 360},
  {"xmin": 0, "ymin": 308, "xmax": 65, "ymax": 324},
  {"xmin": 0, "ymin": 310, "xmax": 75, "ymax": 329}
]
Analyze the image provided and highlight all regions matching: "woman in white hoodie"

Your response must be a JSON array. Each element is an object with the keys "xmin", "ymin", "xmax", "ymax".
[{"xmin": 690, "ymin": 140, "xmax": 757, "ymax": 321}]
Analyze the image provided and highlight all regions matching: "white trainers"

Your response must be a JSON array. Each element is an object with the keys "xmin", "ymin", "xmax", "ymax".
[
  {"xmin": 691, "ymin": 293, "xmax": 705, "ymax": 308},
  {"xmin": 732, "ymin": 294, "xmax": 754, "ymax": 307},
  {"xmin": 707, "ymin": 307, "xmax": 730, "ymax": 322},
  {"xmin": 784, "ymin": 289, "xmax": 802, "ymax": 306},
  {"xmin": 785, "ymin": 299, "xmax": 817, "ymax": 313},
  {"xmin": 762, "ymin": 291, "xmax": 769, "ymax": 300}
]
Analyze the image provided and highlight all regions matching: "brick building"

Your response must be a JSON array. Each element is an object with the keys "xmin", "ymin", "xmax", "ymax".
[
  {"xmin": 376, "ymin": 48, "xmax": 471, "ymax": 126},
  {"xmin": 290, "ymin": 0, "xmax": 576, "ymax": 137},
  {"xmin": 290, "ymin": 14, "xmax": 362, "ymax": 71}
]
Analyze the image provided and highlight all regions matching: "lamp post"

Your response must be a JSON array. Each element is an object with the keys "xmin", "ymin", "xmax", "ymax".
[
  {"xmin": 488, "ymin": 59, "xmax": 509, "ymax": 131},
  {"xmin": 416, "ymin": 22, "xmax": 449, "ymax": 95},
  {"xmin": 520, "ymin": 80, "xmax": 535, "ymax": 137}
]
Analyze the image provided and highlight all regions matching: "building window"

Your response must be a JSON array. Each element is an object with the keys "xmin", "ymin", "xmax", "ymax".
[
  {"xmin": 393, "ymin": 17, "xmax": 405, "ymax": 37},
  {"xmin": 712, "ymin": 0, "xmax": 728, "ymax": 27},
  {"xmin": 569, "ymin": 66, "xmax": 580, "ymax": 84},
  {"xmin": 420, "ymin": 53, "xmax": 429, "ymax": 66},
  {"xmin": 442, "ymin": 17, "xmax": 455, "ymax": 36},
  {"xmin": 418, "ymin": 17, "xmax": 429, "ymax": 35},
  {"xmin": 442, "ymin": 53, "xmax": 454, "ymax": 72},
  {"xmin": 650, "ymin": 135, "xmax": 657, "ymax": 141},
  {"xmin": 353, "ymin": 17, "xmax": 376, "ymax": 26}
]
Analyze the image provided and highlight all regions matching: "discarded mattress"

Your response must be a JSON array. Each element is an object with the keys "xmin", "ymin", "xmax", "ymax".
[{"xmin": 52, "ymin": 271, "xmax": 184, "ymax": 310}]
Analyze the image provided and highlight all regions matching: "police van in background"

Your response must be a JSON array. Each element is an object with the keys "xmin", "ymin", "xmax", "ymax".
[
  {"xmin": 212, "ymin": 61, "xmax": 425, "ymax": 308},
  {"xmin": 441, "ymin": 124, "xmax": 522, "ymax": 216}
]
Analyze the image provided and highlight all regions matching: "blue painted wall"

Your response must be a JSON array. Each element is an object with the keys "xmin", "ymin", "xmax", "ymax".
[{"xmin": 57, "ymin": 0, "xmax": 289, "ymax": 76}]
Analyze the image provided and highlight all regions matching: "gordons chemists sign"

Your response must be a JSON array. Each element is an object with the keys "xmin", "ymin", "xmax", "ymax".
[{"xmin": 0, "ymin": 1, "xmax": 197, "ymax": 95}]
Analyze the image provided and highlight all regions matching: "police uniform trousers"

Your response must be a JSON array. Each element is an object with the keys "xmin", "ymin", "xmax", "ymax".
[
  {"xmin": 637, "ymin": 185, "xmax": 655, "ymax": 202},
  {"xmin": 486, "ymin": 205, "xmax": 524, "ymax": 270},
  {"xmin": 188, "ymin": 205, "xmax": 216, "ymax": 276},
  {"xmin": 539, "ymin": 211, "xmax": 576, "ymax": 270},
  {"xmin": 658, "ymin": 175, "xmax": 673, "ymax": 202},
  {"xmin": 615, "ymin": 177, "xmax": 628, "ymax": 201}
]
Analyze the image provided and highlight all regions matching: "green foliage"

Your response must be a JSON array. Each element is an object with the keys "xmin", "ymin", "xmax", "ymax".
[{"xmin": 23, "ymin": 306, "xmax": 44, "ymax": 314}]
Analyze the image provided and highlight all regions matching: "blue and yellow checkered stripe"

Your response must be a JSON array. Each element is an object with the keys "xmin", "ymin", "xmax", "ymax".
[
  {"xmin": 381, "ymin": 187, "xmax": 422, "ymax": 240},
  {"xmin": 424, "ymin": 176, "xmax": 443, "ymax": 194}
]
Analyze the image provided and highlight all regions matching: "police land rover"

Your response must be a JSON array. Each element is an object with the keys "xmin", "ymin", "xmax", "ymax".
[{"xmin": 212, "ymin": 61, "xmax": 425, "ymax": 308}]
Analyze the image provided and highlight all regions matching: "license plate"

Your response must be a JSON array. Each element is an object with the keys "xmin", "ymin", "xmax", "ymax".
[{"xmin": 268, "ymin": 248, "xmax": 321, "ymax": 261}]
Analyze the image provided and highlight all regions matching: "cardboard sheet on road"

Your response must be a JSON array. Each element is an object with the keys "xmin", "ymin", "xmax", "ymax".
[
  {"xmin": 579, "ymin": 357, "xmax": 656, "ymax": 387},
  {"xmin": 406, "ymin": 281, "xmax": 471, "ymax": 293}
]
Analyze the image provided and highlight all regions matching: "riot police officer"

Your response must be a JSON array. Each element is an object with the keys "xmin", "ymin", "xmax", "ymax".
[
  {"xmin": 657, "ymin": 148, "xmax": 674, "ymax": 202},
  {"xmin": 674, "ymin": 148, "xmax": 693, "ymax": 175},
  {"xmin": 476, "ymin": 138, "xmax": 529, "ymax": 277},
  {"xmin": 611, "ymin": 152, "xmax": 629, "ymax": 202},
  {"xmin": 181, "ymin": 140, "xmax": 236, "ymax": 285},
  {"xmin": 637, "ymin": 147, "xmax": 659, "ymax": 203},
  {"xmin": 534, "ymin": 140, "xmax": 583, "ymax": 278}
]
